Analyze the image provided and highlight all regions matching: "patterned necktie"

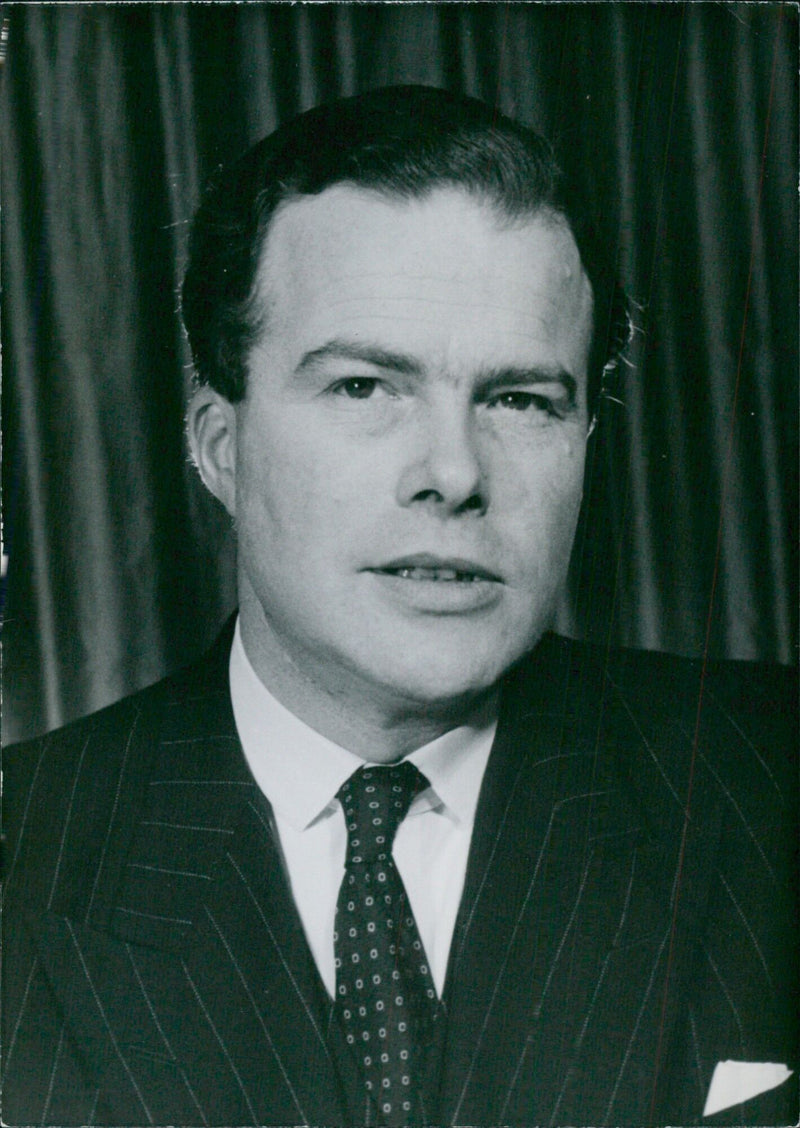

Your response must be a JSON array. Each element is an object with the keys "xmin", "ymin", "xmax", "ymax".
[{"xmin": 334, "ymin": 762, "xmax": 438, "ymax": 1126}]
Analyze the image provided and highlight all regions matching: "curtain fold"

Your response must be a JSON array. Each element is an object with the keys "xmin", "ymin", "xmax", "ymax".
[{"xmin": 3, "ymin": 3, "xmax": 797, "ymax": 743}]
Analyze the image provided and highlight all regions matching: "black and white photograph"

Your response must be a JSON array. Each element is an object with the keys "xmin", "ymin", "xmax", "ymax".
[{"xmin": 2, "ymin": 4, "xmax": 797, "ymax": 1125}]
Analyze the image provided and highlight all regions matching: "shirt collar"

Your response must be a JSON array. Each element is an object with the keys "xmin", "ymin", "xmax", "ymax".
[{"xmin": 229, "ymin": 618, "xmax": 497, "ymax": 832}]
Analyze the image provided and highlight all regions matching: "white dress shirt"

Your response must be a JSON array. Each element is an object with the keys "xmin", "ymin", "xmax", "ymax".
[{"xmin": 229, "ymin": 620, "xmax": 497, "ymax": 999}]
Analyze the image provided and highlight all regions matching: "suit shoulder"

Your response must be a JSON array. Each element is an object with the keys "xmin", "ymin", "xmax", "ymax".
[
  {"xmin": 3, "ymin": 615, "xmax": 234, "ymax": 789},
  {"xmin": 2, "ymin": 676, "xmax": 159, "ymax": 900},
  {"xmin": 4, "ymin": 666, "xmax": 178, "ymax": 796},
  {"xmin": 606, "ymin": 640, "xmax": 796, "ymax": 713},
  {"xmin": 523, "ymin": 633, "xmax": 795, "ymax": 745},
  {"xmin": 538, "ymin": 633, "xmax": 796, "ymax": 711},
  {"xmin": 601, "ymin": 643, "xmax": 797, "ymax": 794},
  {"xmin": 1, "ymin": 639, "xmax": 230, "ymax": 907},
  {"xmin": 509, "ymin": 633, "xmax": 796, "ymax": 826}
]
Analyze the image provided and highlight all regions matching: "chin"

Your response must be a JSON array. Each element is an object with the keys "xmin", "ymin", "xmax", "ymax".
[{"xmin": 367, "ymin": 636, "xmax": 536, "ymax": 710}]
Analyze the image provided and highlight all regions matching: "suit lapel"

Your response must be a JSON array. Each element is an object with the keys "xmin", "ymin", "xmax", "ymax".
[
  {"xmin": 184, "ymin": 778, "xmax": 356, "ymax": 1125},
  {"xmin": 435, "ymin": 635, "xmax": 724, "ymax": 1127},
  {"xmin": 32, "ymin": 640, "xmax": 349, "ymax": 1126}
]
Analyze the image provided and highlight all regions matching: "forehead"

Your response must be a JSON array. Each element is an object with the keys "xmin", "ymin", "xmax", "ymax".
[{"xmin": 253, "ymin": 185, "xmax": 593, "ymax": 372}]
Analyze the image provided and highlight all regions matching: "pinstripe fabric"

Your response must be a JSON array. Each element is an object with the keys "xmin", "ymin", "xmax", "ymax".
[{"xmin": 3, "ymin": 624, "xmax": 797, "ymax": 1126}]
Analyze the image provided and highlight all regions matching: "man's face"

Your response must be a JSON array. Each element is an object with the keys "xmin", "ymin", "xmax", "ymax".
[{"xmin": 230, "ymin": 186, "xmax": 592, "ymax": 717}]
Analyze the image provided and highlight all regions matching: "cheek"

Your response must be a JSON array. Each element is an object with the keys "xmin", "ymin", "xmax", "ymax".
[
  {"xmin": 236, "ymin": 425, "xmax": 302, "ymax": 538},
  {"xmin": 554, "ymin": 441, "xmax": 587, "ymax": 519},
  {"xmin": 502, "ymin": 442, "xmax": 586, "ymax": 556},
  {"xmin": 546, "ymin": 450, "xmax": 587, "ymax": 539},
  {"xmin": 506, "ymin": 427, "xmax": 585, "ymax": 496},
  {"xmin": 237, "ymin": 421, "xmax": 370, "ymax": 543}
]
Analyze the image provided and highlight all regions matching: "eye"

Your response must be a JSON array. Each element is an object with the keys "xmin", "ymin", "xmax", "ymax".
[
  {"xmin": 490, "ymin": 391, "xmax": 560, "ymax": 416},
  {"xmin": 332, "ymin": 377, "xmax": 379, "ymax": 400}
]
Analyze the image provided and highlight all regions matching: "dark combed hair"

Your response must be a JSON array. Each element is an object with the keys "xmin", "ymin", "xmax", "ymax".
[{"xmin": 181, "ymin": 85, "xmax": 631, "ymax": 416}]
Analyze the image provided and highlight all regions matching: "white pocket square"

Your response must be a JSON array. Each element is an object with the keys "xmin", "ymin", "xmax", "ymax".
[{"xmin": 703, "ymin": 1060, "xmax": 793, "ymax": 1117}]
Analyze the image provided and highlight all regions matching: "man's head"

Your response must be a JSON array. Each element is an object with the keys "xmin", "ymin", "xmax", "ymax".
[
  {"xmin": 184, "ymin": 86, "xmax": 629, "ymax": 746},
  {"xmin": 182, "ymin": 85, "xmax": 629, "ymax": 415}
]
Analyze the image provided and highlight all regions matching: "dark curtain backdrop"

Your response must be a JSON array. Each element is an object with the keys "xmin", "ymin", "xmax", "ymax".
[{"xmin": 2, "ymin": 2, "xmax": 797, "ymax": 744}]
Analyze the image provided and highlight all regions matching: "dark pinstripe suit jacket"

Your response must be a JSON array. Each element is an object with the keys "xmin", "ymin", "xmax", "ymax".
[{"xmin": 3, "ymin": 626, "xmax": 797, "ymax": 1126}]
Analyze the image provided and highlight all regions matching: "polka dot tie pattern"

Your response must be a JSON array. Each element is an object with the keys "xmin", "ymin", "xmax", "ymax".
[{"xmin": 334, "ymin": 762, "xmax": 438, "ymax": 1126}]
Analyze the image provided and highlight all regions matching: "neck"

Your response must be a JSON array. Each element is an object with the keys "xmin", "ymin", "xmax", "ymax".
[{"xmin": 237, "ymin": 610, "xmax": 500, "ymax": 762}]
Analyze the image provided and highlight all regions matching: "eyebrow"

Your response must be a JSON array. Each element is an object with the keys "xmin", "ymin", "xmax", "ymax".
[
  {"xmin": 294, "ymin": 339, "xmax": 424, "ymax": 377},
  {"xmin": 294, "ymin": 337, "xmax": 577, "ymax": 405}
]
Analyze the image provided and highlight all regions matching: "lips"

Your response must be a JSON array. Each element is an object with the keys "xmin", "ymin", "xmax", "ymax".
[{"xmin": 369, "ymin": 554, "xmax": 502, "ymax": 583}]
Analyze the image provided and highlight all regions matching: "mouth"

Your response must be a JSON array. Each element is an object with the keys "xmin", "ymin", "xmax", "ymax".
[{"xmin": 368, "ymin": 555, "xmax": 502, "ymax": 584}]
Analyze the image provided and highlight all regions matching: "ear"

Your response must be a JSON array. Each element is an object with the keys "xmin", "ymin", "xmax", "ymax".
[{"xmin": 186, "ymin": 385, "xmax": 238, "ymax": 517}]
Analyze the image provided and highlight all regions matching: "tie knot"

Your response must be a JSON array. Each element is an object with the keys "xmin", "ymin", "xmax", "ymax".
[{"xmin": 337, "ymin": 761, "xmax": 428, "ymax": 865}]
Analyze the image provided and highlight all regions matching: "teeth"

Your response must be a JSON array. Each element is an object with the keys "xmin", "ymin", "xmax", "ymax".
[{"xmin": 391, "ymin": 567, "xmax": 480, "ymax": 581}]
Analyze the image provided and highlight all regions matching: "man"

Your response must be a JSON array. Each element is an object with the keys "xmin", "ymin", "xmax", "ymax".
[{"xmin": 3, "ymin": 86, "xmax": 796, "ymax": 1127}]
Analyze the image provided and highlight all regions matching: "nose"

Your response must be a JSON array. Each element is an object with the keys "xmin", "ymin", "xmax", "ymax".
[{"xmin": 395, "ymin": 404, "xmax": 487, "ymax": 516}]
